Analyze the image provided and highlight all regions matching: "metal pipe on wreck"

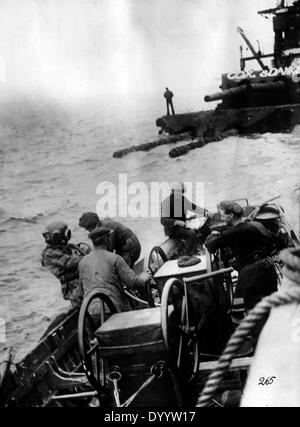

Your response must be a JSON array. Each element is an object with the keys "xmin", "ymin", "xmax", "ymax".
[
  {"xmin": 250, "ymin": 80, "xmax": 286, "ymax": 92},
  {"xmin": 112, "ymin": 132, "xmax": 192, "ymax": 158},
  {"xmin": 169, "ymin": 136, "xmax": 222, "ymax": 158},
  {"xmin": 204, "ymin": 84, "xmax": 249, "ymax": 103},
  {"xmin": 204, "ymin": 80, "xmax": 286, "ymax": 103},
  {"xmin": 168, "ymin": 129, "xmax": 238, "ymax": 158}
]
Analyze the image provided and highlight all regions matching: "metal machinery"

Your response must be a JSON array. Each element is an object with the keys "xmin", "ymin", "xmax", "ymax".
[{"xmin": 156, "ymin": 0, "xmax": 300, "ymax": 137}]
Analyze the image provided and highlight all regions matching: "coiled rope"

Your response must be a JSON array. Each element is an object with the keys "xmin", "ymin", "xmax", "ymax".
[{"xmin": 196, "ymin": 247, "xmax": 300, "ymax": 407}]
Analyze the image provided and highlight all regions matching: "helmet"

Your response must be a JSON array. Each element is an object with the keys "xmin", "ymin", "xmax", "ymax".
[{"xmin": 43, "ymin": 221, "xmax": 71, "ymax": 245}]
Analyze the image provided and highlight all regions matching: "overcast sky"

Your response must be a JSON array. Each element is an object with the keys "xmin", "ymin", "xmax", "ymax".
[{"xmin": 0, "ymin": 0, "xmax": 278, "ymax": 101}]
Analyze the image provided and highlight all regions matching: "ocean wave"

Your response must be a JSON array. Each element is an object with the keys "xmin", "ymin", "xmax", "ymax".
[{"xmin": 0, "ymin": 212, "xmax": 46, "ymax": 225}]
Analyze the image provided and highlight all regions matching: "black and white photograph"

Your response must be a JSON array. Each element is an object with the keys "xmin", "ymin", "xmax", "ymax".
[{"xmin": 0, "ymin": 0, "xmax": 300, "ymax": 410}]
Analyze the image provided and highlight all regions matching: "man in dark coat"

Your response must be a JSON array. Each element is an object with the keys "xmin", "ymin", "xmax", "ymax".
[
  {"xmin": 164, "ymin": 87, "xmax": 175, "ymax": 115},
  {"xmin": 79, "ymin": 212, "xmax": 141, "ymax": 268},
  {"xmin": 161, "ymin": 182, "xmax": 210, "ymax": 255},
  {"xmin": 205, "ymin": 200, "xmax": 278, "ymax": 311}
]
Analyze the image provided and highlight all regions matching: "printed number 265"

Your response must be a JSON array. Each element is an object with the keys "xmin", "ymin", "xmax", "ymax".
[{"xmin": 258, "ymin": 376, "xmax": 276, "ymax": 386}]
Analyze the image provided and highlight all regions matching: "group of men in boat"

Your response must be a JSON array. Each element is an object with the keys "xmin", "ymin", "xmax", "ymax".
[
  {"xmin": 41, "ymin": 182, "xmax": 287, "ymax": 316},
  {"xmin": 41, "ymin": 213, "xmax": 150, "ymax": 310},
  {"xmin": 160, "ymin": 182, "xmax": 283, "ymax": 311}
]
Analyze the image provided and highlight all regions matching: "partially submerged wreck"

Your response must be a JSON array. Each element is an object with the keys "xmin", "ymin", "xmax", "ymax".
[{"xmin": 157, "ymin": 0, "xmax": 300, "ymax": 139}]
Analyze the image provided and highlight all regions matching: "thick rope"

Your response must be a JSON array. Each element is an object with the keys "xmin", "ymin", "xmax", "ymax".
[{"xmin": 196, "ymin": 248, "xmax": 300, "ymax": 407}]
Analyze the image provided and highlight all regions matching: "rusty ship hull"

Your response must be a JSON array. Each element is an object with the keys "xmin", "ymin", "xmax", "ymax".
[
  {"xmin": 156, "ymin": 103, "xmax": 300, "ymax": 137},
  {"xmin": 157, "ymin": 1, "xmax": 300, "ymax": 139}
]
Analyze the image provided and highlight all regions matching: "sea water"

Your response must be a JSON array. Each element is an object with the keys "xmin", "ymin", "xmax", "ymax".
[{"xmin": 0, "ymin": 93, "xmax": 299, "ymax": 361}]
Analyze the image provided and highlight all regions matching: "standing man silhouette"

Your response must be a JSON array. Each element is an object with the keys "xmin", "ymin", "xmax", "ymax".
[{"xmin": 164, "ymin": 87, "xmax": 175, "ymax": 115}]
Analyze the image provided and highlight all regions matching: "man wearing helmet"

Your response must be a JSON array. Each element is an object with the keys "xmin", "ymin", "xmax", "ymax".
[
  {"xmin": 78, "ymin": 226, "xmax": 151, "ymax": 312},
  {"xmin": 160, "ymin": 181, "xmax": 211, "ymax": 256},
  {"xmin": 41, "ymin": 221, "xmax": 86, "ymax": 308},
  {"xmin": 205, "ymin": 200, "xmax": 278, "ymax": 312},
  {"xmin": 78, "ymin": 212, "xmax": 141, "ymax": 268}
]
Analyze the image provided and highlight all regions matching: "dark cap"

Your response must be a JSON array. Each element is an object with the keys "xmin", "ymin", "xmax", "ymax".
[
  {"xmin": 89, "ymin": 226, "xmax": 112, "ymax": 245},
  {"xmin": 255, "ymin": 205, "xmax": 280, "ymax": 220},
  {"xmin": 218, "ymin": 200, "xmax": 244, "ymax": 217},
  {"xmin": 79, "ymin": 212, "xmax": 100, "ymax": 230}
]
